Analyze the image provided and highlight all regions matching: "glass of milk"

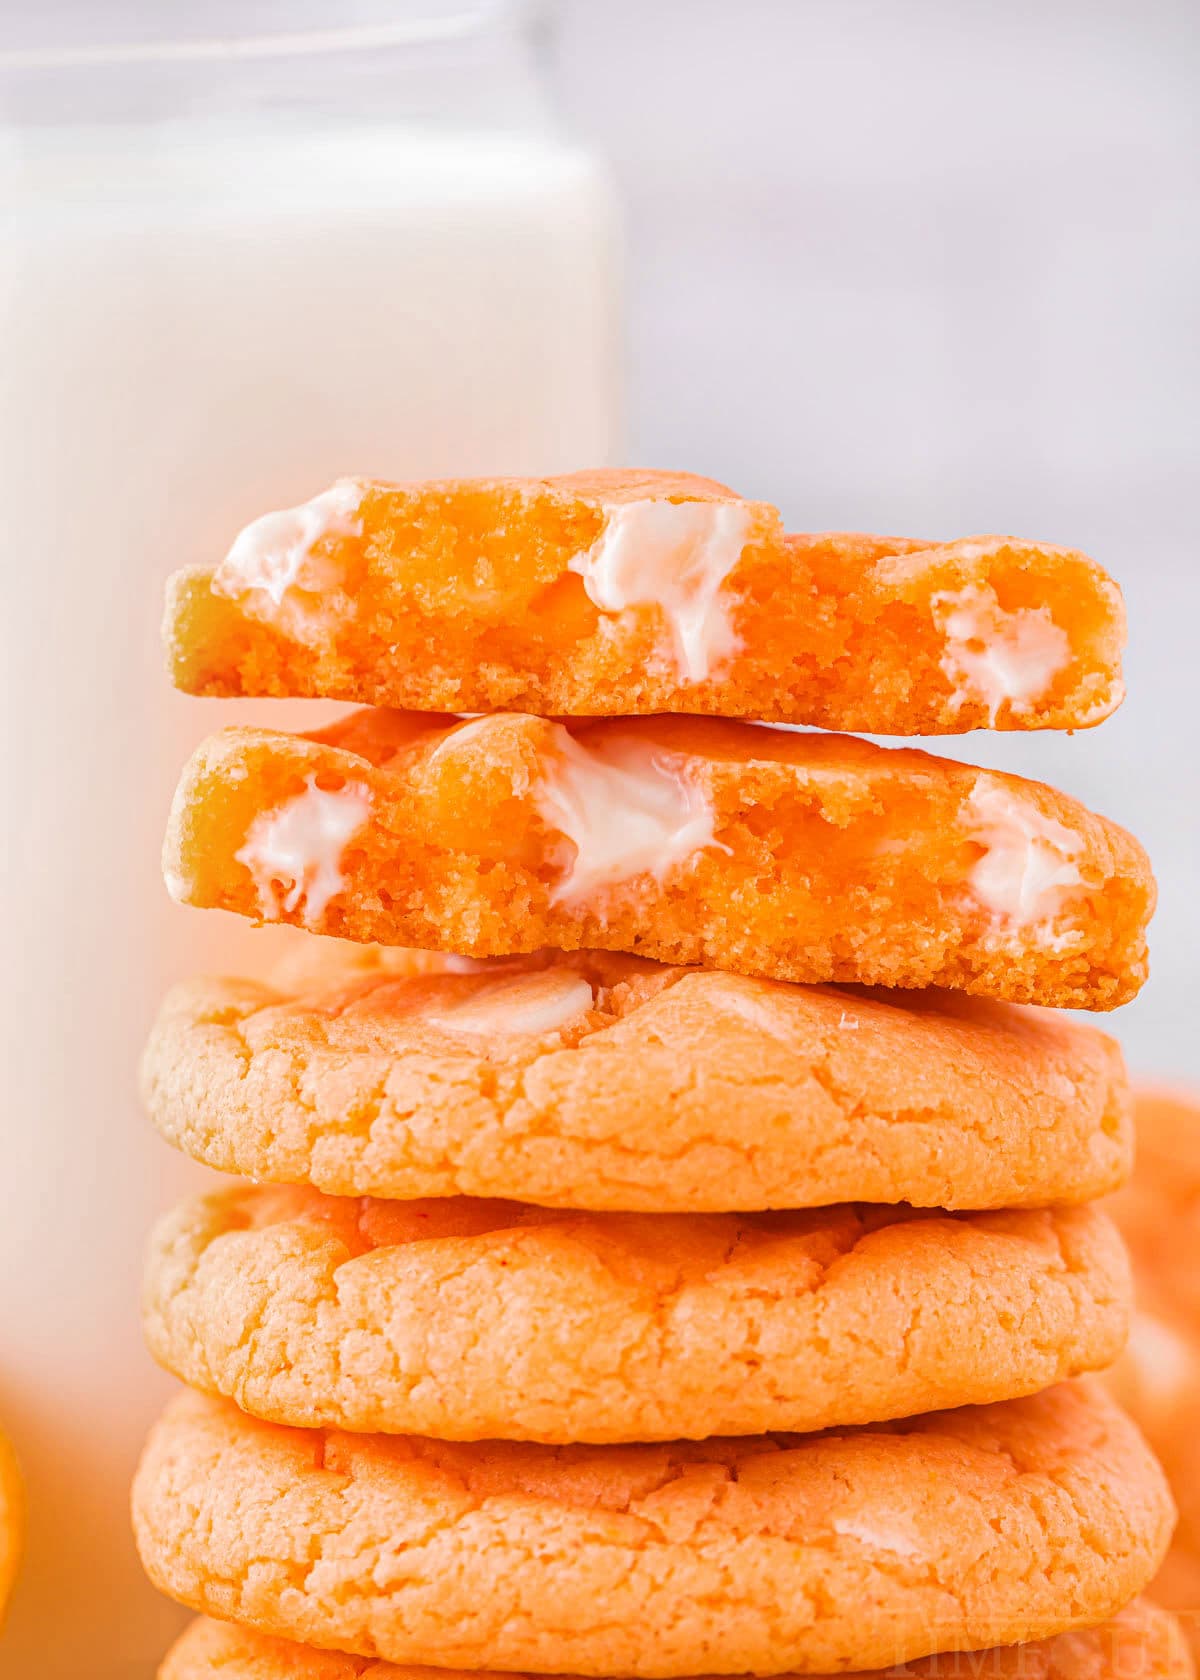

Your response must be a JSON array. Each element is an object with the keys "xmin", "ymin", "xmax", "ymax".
[{"xmin": 0, "ymin": 5, "xmax": 619, "ymax": 1670}]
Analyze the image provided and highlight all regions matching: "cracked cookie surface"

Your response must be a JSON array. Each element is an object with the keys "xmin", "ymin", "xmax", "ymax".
[
  {"xmin": 133, "ymin": 1382, "xmax": 1174, "ymax": 1678},
  {"xmin": 141, "ymin": 950, "xmax": 1132, "ymax": 1212},
  {"xmin": 143, "ymin": 1186, "xmax": 1130, "ymax": 1442}
]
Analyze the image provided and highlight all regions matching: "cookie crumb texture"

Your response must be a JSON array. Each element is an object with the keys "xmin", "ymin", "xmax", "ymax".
[
  {"xmin": 163, "ymin": 712, "xmax": 1153, "ymax": 1010},
  {"xmin": 143, "ymin": 1187, "xmax": 1129, "ymax": 1442},
  {"xmin": 133, "ymin": 1383, "xmax": 1173, "ymax": 1678},
  {"xmin": 159, "ymin": 1599, "xmax": 1196, "ymax": 1680},
  {"xmin": 163, "ymin": 470, "xmax": 1126, "ymax": 734},
  {"xmin": 141, "ymin": 951, "xmax": 1132, "ymax": 1212}
]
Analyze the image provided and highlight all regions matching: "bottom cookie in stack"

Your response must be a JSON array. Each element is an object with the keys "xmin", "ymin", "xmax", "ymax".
[
  {"xmin": 133, "ymin": 1383, "xmax": 1173, "ymax": 1678},
  {"xmin": 161, "ymin": 1599, "xmax": 1194, "ymax": 1680}
]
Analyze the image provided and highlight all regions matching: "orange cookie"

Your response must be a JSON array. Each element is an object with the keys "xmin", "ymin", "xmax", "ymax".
[
  {"xmin": 141, "ymin": 950, "xmax": 1132, "ymax": 1212},
  {"xmin": 163, "ymin": 711, "xmax": 1153, "ymax": 1009},
  {"xmin": 133, "ymin": 1383, "xmax": 1173, "ymax": 1678},
  {"xmin": 160, "ymin": 1601, "xmax": 1195, "ymax": 1680},
  {"xmin": 143, "ymin": 1185, "xmax": 1129, "ymax": 1443},
  {"xmin": 0, "ymin": 1420, "xmax": 21, "ymax": 1623},
  {"xmin": 1109, "ymin": 1089, "xmax": 1200, "ymax": 1642},
  {"xmin": 163, "ymin": 470, "xmax": 1126, "ymax": 734}
]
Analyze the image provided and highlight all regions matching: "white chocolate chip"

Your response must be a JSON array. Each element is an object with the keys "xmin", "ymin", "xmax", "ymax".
[
  {"xmin": 832, "ymin": 1515, "xmax": 920, "ymax": 1559},
  {"xmin": 538, "ymin": 727, "xmax": 721, "ymax": 907},
  {"xmin": 236, "ymin": 775, "xmax": 371, "ymax": 927},
  {"xmin": 568, "ymin": 499, "xmax": 753, "ymax": 682},
  {"xmin": 424, "ymin": 970, "xmax": 595, "ymax": 1036},
  {"xmin": 933, "ymin": 581, "xmax": 1071, "ymax": 723},
  {"xmin": 962, "ymin": 773, "xmax": 1084, "ymax": 950},
  {"xmin": 212, "ymin": 480, "xmax": 363, "ymax": 642}
]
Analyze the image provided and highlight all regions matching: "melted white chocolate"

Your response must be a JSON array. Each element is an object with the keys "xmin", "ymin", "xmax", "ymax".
[
  {"xmin": 538, "ymin": 727, "xmax": 720, "ymax": 906},
  {"xmin": 236, "ymin": 776, "xmax": 371, "ymax": 927},
  {"xmin": 963, "ymin": 774, "xmax": 1084, "ymax": 948},
  {"xmin": 212, "ymin": 480, "xmax": 363, "ymax": 642},
  {"xmin": 831, "ymin": 1514, "xmax": 919, "ymax": 1559},
  {"xmin": 933, "ymin": 582, "xmax": 1071, "ymax": 722},
  {"xmin": 424, "ymin": 970, "xmax": 595, "ymax": 1035},
  {"xmin": 568, "ymin": 499, "xmax": 753, "ymax": 682}
]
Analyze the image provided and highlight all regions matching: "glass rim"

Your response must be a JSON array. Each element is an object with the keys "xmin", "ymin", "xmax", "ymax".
[{"xmin": 0, "ymin": 2, "xmax": 542, "ymax": 73}]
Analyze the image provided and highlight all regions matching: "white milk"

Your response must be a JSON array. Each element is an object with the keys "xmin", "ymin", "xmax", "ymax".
[{"xmin": 0, "ymin": 69, "xmax": 618, "ymax": 1675}]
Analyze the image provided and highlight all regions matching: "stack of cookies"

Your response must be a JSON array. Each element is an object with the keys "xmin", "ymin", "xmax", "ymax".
[{"xmin": 136, "ymin": 471, "xmax": 1186, "ymax": 1680}]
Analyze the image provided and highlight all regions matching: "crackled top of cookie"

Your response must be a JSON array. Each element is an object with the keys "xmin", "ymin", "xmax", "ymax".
[
  {"xmin": 144, "ymin": 1177, "xmax": 1128, "ymax": 1442},
  {"xmin": 133, "ymin": 1381, "xmax": 1174, "ymax": 1679},
  {"xmin": 141, "ymin": 947, "xmax": 1132, "ymax": 1212},
  {"xmin": 141, "ymin": 1377, "xmax": 1163, "ymax": 1533}
]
